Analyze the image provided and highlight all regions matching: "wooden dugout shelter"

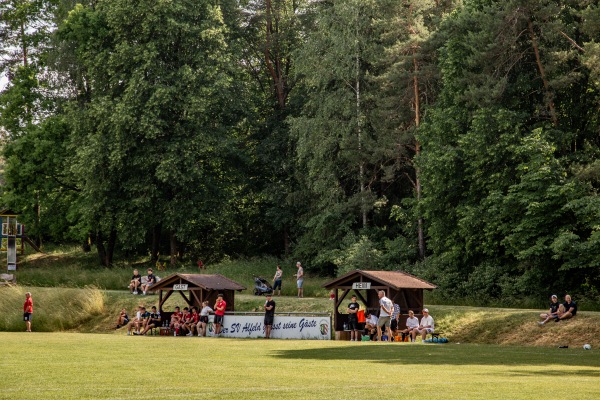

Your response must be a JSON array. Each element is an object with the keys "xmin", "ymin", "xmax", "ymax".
[
  {"xmin": 323, "ymin": 270, "xmax": 437, "ymax": 338},
  {"xmin": 150, "ymin": 273, "xmax": 246, "ymax": 314}
]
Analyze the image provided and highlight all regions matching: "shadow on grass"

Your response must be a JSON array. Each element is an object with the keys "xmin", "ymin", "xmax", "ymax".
[{"xmin": 271, "ymin": 344, "xmax": 600, "ymax": 370}]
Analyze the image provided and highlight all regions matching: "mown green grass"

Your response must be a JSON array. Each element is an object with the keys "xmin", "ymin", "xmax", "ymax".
[{"xmin": 0, "ymin": 332, "xmax": 598, "ymax": 400}]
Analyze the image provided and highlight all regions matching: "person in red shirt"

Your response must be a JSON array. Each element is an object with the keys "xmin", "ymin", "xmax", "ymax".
[
  {"xmin": 214, "ymin": 294, "xmax": 226, "ymax": 336},
  {"xmin": 169, "ymin": 306, "xmax": 183, "ymax": 335},
  {"xmin": 185, "ymin": 307, "xmax": 200, "ymax": 336},
  {"xmin": 177, "ymin": 307, "xmax": 191, "ymax": 336},
  {"xmin": 23, "ymin": 292, "xmax": 33, "ymax": 332}
]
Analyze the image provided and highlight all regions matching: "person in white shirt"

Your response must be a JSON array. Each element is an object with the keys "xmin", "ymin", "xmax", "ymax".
[
  {"xmin": 377, "ymin": 290, "xmax": 394, "ymax": 342},
  {"xmin": 400, "ymin": 310, "xmax": 420, "ymax": 342},
  {"xmin": 364, "ymin": 312, "xmax": 378, "ymax": 340},
  {"xmin": 412, "ymin": 308, "xmax": 435, "ymax": 342}
]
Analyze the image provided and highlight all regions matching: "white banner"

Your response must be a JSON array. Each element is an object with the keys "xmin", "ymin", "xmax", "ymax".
[{"xmin": 206, "ymin": 315, "xmax": 331, "ymax": 340}]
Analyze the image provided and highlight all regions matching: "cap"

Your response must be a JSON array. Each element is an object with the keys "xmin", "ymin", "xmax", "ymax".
[
  {"xmin": 551, "ymin": 294, "xmax": 557, "ymax": 299},
  {"xmin": 423, "ymin": 308, "xmax": 429, "ymax": 313}
]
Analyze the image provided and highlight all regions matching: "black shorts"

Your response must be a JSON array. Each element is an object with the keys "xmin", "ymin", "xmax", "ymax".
[
  {"xmin": 273, "ymin": 280, "xmax": 282, "ymax": 290},
  {"xmin": 23, "ymin": 312, "xmax": 32, "ymax": 321},
  {"xmin": 214, "ymin": 315, "xmax": 224, "ymax": 324},
  {"xmin": 264, "ymin": 314, "xmax": 274, "ymax": 326},
  {"xmin": 200, "ymin": 316, "xmax": 208, "ymax": 323},
  {"xmin": 347, "ymin": 318, "xmax": 358, "ymax": 330}
]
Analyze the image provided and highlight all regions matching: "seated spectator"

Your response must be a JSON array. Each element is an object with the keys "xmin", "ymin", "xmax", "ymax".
[
  {"xmin": 556, "ymin": 294, "xmax": 577, "ymax": 322},
  {"xmin": 185, "ymin": 307, "xmax": 200, "ymax": 336},
  {"xmin": 539, "ymin": 295, "xmax": 560, "ymax": 325},
  {"xmin": 169, "ymin": 306, "xmax": 182, "ymax": 334},
  {"xmin": 197, "ymin": 301, "xmax": 213, "ymax": 337},
  {"xmin": 411, "ymin": 308, "xmax": 434, "ymax": 342},
  {"xmin": 134, "ymin": 307, "xmax": 151, "ymax": 335},
  {"xmin": 364, "ymin": 312, "xmax": 378, "ymax": 340},
  {"xmin": 400, "ymin": 310, "xmax": 419, "ymax": 342},
  {"xmin": 115, "ymin": 308, "xmax": 129, "ymax": 329},
  {"xmin": 129, "ymin": 269, "xmax": 142, "ymax": 295},
  {"xmin": 141, "ymin": 268, "xmax": 156, "ymax": 295},
  {"xmin": 177, "ymin": 307, "xmax": 191, "ymax": 336},
  {"xmin": 127, "ymin": 306, "xmax": 145, "ymax": 335},
  {"xmin": 140, "ymin": 306, "xmax": 161, "ymax": 335}
]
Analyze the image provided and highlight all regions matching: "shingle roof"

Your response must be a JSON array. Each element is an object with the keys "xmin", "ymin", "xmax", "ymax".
[
  {"xmin": 323, "ymin": 269, "xmax": 436, "ymax": 290},
  {"xmin": 151, "ymin": 273, "xmax": 246, "ymax": 291}
]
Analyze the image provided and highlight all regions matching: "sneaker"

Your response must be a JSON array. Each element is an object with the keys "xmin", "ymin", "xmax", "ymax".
[
  {"xmin": 133, "ymin": 291, "xmax": 138, "ymax": 295},
  {"xmin": 127, "ymin": 332, "xmax": 131, "ymax": 336},
  {"xmin": 143, "ymin": 291, "xmax": 146, "ymax": 295},
  {"xmin": 554, "ymin": 318, "xmax": 560, "ymax": 322},
  {"xmin": 538, "ymin": 322, "xmax": 544, "ymax": 326},
  {"xmin": 197, "ymin": 333, "xmax": 201, "ymax": 337},
  {"xmin": 186, "ymin": 332, "xmax": 193, "ymax": 336}
]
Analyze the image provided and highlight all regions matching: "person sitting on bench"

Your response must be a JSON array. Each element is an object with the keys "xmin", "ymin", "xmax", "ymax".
[
  {"xmin": 400, "ymin": 310, "xmax": 419, "ymax": 342},
  {"xmin": 364, "ymin": 312, "xmax": 378, "ymax": 340},
  {"xmin": 140, "ymin": 306, "xmax": 161, "ymax": 335},
  {"xmin": 412, "ymin": 308, "xmax": 434, "ymax": 342},
  {"xmin": 141, "ymin": 268, "xmax": 156, "ymax": 295}
]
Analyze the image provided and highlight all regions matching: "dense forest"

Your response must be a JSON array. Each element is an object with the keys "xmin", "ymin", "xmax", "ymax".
[{"xmin": 1, "ymin": 0, "xmax": 599, "ymax": 304}]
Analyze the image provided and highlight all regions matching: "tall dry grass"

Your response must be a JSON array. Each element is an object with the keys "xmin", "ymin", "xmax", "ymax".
[{"xmin": 0, "ymin": 285, "xmax": 105, "ymax": 332}]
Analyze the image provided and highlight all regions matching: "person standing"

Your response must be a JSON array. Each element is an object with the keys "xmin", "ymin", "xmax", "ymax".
[
  {"xmin": 23, "ymin": 292, "xmax": 33, "ymax": 332},
  {"xmin": 347, "ymin": 295, "xmax": 360, "ymax": 341},
  {"xmin": 197, "ymin": 301, "xmax": 214, "ymax": 337},
  {"xmin": 214, "ymin": 294, "xmax": 226, "ymax": 336},
  {"xmin": 264, "ymin": 294, "xmax": 276, "ymax": 339},
  {"xmin": 294, "ymin": 261, "xmax": 304, "ymax": 298},
  {"xmin": 272, "ymin": 265, "xmax": 283, "ymax": 296},
  {"xmin": 377, "ymin": 290, "xmax": 393, "ymax": 342}
]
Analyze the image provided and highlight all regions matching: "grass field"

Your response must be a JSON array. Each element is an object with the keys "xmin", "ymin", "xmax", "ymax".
[{"xmin": 0, "ymin": 332, "xmax": 599, "ymax": 400}]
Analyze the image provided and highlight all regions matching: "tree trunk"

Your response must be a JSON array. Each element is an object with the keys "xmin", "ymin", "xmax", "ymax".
[
  {"xmin": 106, "ymin": 228, "xmax": 117, "ymax": 267},
  {"xmin": 151, "ymin": 224, "xmax": 161, "ymax": 261},
  {"xmin": 356, "ymin": 22, "xmax": 367, "ymax": 228},
  {"xmin": 264, "ymin": 0, "xmax": 286, "ymax": 109},
  {"xmin": 169, "ymin": 230, "xmax": 178, "ymax": 267},
  {"xmin": 528, "ymin": 19, "xmax": 558, "ymax": 127},
  {"xmin": 34, "ymin": 192, "xmax": 41, "ymax": 248},
  {"xmin": 283, "ymin": 225, "xmax": 290, "ymax": 256},
  {"xmin": 96, "ymin": 231, "xmax": 107, "ymax": 266},
  {"xmin": 413, "ymin": 51, "xmax": 426, "ymax": 259}
]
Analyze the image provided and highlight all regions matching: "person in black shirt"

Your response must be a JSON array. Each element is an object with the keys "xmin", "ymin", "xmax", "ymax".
[
  {"xmin": 264, "ymin": 294, "xmax": 276, "ymax": 339},
  {"xmin": 141, "ymin": 268, "xmax": 156, "ymax": 295},
  {"xmin": 347, "ymin": 295, "xmax": 360, "ymax": 342},
  {"xmin": 140, "ymin": 306, "xmax": 161, "ymax": 335},
  {"xmin": 556, "ymin": 294, "xmax": 577, "ymax": 322},
  {"xmin": 129, "ymin": 269, "xmax": 142, "ymax": 295},
  {"xmin": 539, "ymin": 294, "xmax": 560, "ymax": 325}
]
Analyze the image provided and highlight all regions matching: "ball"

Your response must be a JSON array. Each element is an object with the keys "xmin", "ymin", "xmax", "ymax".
[{"xmin": 583, "ymin": 344, "xmax": 591, "ymax": 350}]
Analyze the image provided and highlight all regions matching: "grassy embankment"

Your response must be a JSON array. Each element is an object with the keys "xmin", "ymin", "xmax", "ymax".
[{"xmin": 3, "ymin": 245, "xmax": 600, "ymax": 347}]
